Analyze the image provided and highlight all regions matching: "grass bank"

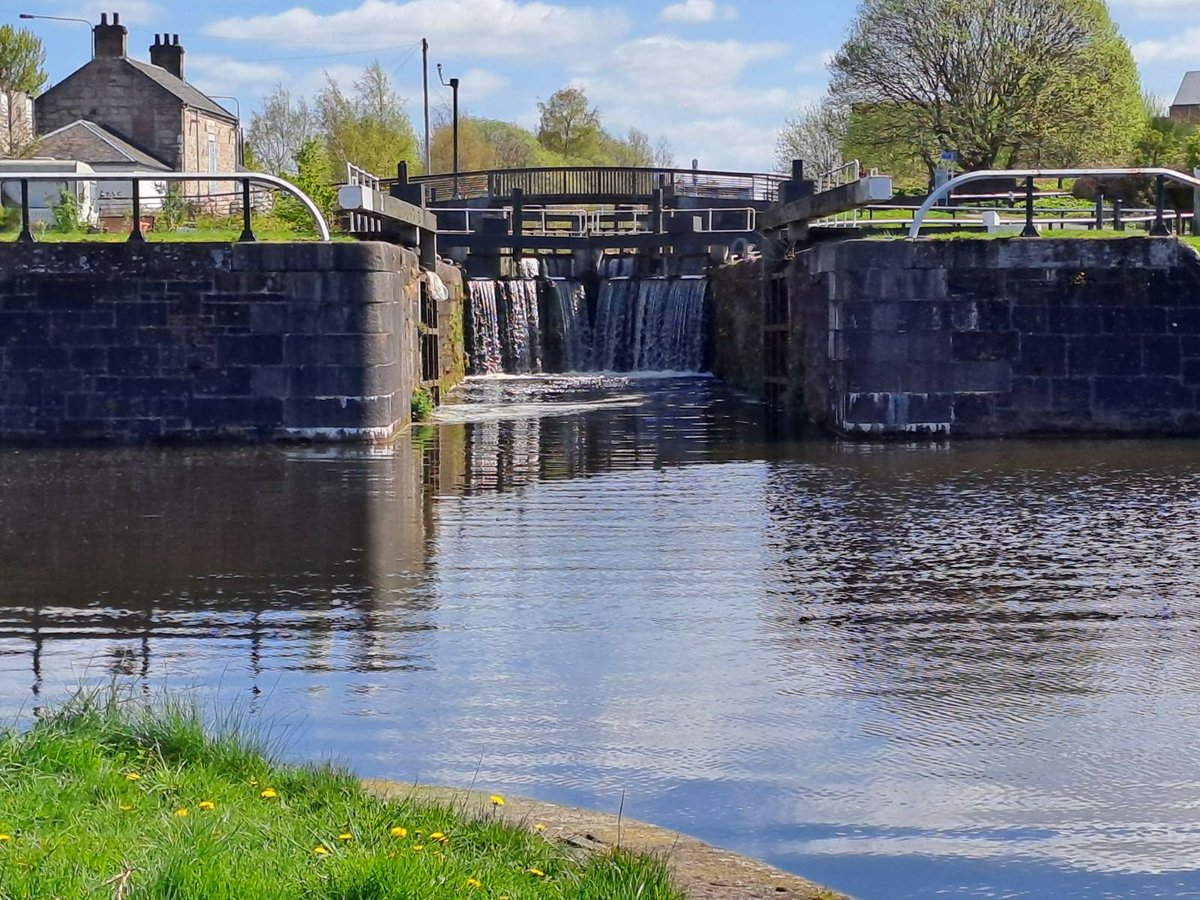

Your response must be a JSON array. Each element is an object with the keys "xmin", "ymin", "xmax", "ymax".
[{"xmin": 0, "ymin": 692, "xmax": 681, "ymax": 900}]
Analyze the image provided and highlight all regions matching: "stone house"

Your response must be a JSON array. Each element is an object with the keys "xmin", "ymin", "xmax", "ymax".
[
  {"xmin": 34, "ymin": 12, "xmax": 240, "ymax": 211},
  {"xmin": 1170, "ymin": 71, "xmax": 1200, "ymax": 125},
  {"xmin": 0, "ymin": 91, "xmax": 34, "ymax": 158}
]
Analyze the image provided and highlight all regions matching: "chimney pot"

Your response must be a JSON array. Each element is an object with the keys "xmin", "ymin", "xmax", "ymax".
[
  {"xmin": 100, "ymin": 13, "xmax": 108, "ymax": 25},
  {"xmin": 149, "ymin": 30, "xmax": 185, "ymax": 79},
  {"xmin": 93, "ymin": 10, "xmax": 128, "ymax": 58}
]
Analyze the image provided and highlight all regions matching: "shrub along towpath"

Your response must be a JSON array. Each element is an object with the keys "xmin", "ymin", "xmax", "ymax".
[{"xmin": 365, "ymin": 783, "xmax": 852, "ymax": 900}]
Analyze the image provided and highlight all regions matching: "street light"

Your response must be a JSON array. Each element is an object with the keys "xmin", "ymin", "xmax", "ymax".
[
  {"xmin": 208, "ymin": 95, "xmax": 244, "ymax": 169},
  {"xmin": 437, "ymin": 63, "xmax": 460, "ymax": 199},
  {"xmin": 18, "ymin": 13, "xmax": 93, "ymax": 55}
]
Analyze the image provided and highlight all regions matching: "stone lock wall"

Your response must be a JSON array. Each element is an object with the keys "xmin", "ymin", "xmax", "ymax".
[
  {"xmin": 792, "ymin": 238, "xmax": 1200, "ymax": 436},
  {"xmin": 0, "ymin": 242, "xmax": 433, "ymax": 444}
]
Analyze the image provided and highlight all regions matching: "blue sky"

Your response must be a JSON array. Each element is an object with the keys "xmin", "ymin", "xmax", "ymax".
[{"xmin": 9, "ymin": 0, "xmax": 1200, "ymax": 172}]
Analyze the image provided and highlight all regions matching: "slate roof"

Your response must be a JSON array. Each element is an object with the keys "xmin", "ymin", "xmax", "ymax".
[
  {"xmin": 1172, "ymin": 71, "xmax": 1200, "ymax": 108},
  {"xmin": 35, "ymin": 120, "xmax": 170, "ymax": 169},
  {"xmin": 124, "ymin": 58, "xmax": 236, "ymax": 121}
]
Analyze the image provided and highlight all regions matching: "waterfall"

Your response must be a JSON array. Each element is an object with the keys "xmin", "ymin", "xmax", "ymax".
[
  {"xmin": 550, "ymin": 279, "xmax": 591, "ymax": 372},
  {"xmin": 465, "ymin": 272, "xmax": 707, "ymax": 375},
  {"xmin": 466, "ymin": 280, "xmax": 503, "ymax": 375},
  {"xmin": 590, "ymin": 278, "xmax": 707, "ymax": 372}
]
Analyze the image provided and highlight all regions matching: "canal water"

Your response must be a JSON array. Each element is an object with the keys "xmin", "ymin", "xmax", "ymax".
[{"xmin": 3, "ymin": 374, "xmax": 1200, "ymax": 899}]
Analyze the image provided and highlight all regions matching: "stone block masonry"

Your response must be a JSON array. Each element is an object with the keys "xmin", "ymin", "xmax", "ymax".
[
  {"xmin": 0, "ymin": 242, "xmax": 441, "ymax": 444},
  {"xmin": 791, "ymin": 238, "xmax": 1200, "ymax": 436}
]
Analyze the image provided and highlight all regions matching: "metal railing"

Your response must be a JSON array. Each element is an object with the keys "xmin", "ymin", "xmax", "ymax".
[
  {"xmin": 433, "ymin": 205, "xmax": 757, "ymax": 237},
  {"xmin": 344, "ymin": 162, "xmax": 381, "ymax": 235},
  {"xmin": 814, "ymin": 159, "xmax": 868, "ymax": 194},
  {"xmin": 910, "ymin": 168, "xmax": 1200, "ymax": 239},
  {"xmin": 820, "ymin": 203, "xmax": 1195, "ymax": 232},
  {"xmin": 0, "ymin": 170, "xmax": 331, "ymax": 242},
  {"xmin": 401, "ymin": 165, "xmax": 787, "ymax": 203}
]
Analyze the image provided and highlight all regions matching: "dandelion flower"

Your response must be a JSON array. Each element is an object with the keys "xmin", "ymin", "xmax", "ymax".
[
  {"xmin": 534, "ymin": 823, "xmax": 546, "ymax": 832},
  {"xmin": 412, "ymin": 844, "xmax": 425, "ymax": 852},
  {"xmin": 490, "ymin": 794, "xmax": 505, "ymax": 807},
  {"xmin": 198, "ymin": 801, "xmax": 215, "ymax": 811},
  {"xmin": 119, "ymin": 804, "xmax": 132, "ymax": 812},
  {"xmin": 466, "ymin": 877, "xmax": 482, "ymax": 888},
  {"xmin": 260, "ymin": 788, "xmax": 278, "ymax": 799},
  {"xmin": 0, "ymin": 834, "xmax": 11, "ymax": 842},
  {"xmin": 528, "ymin": 867, "xmax": 545, "ymax": 877},
  {"xmin": 313, "ymin": 846, "xmax": 328, "ymax": 856},
  {"xmin": 174, "ymin": 808, "xmax": 189, "ymax": 818},
  {"xmin": 389, "ymin": 826, "xmax": 408, "ymax": 838},
  {"xmin": 125, "ymin": 772, "xmax": 141, "ymax": 782},
  {"xmin": 338, "ymin": 832, "xmax": 353, "ymax": 842},
  {"xmin": 429, "ymin": 831, "xmax": 447, "ymax": 843}
]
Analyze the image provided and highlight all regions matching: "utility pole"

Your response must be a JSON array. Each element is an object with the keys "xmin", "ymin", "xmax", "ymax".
[
  {"xmin": 421, "ymin": 38, "xmax": 431, "ymax": 174},
  {"xmin": 437, "ymin": 64, "xmax": 460, "ymax": 199}
]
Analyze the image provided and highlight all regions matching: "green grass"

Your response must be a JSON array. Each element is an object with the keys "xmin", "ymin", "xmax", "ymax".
[
  {"xmin": 0, "ymin": 213, "xmax": 352, "ymax": 243},
  {"xmin": 0, "ymin": 690, "xmax": 681, "ymax": 900},
  {"xmin": 1184, "ymin": 235, "xmax": 1200, "ymax": 253}
]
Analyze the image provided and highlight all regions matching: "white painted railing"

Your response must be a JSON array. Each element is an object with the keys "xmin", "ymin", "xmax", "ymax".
[{"xmin": 0, "ymin": 170, "xmax": 331, "ymax": 242}]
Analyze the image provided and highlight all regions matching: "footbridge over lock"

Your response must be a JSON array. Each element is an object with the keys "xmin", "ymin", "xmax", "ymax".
[{"xmin": 337, "ymin": 161, "xmax": 892, "ymax": 277}]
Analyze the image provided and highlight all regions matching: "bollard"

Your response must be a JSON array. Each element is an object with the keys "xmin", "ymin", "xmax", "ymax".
[
  {"xmin": 1094, "ymin": 194, "xmax": 1104, "ymax": 231},
  {"xmin": 1113, "ymin": 199, "xmax": 1124, "ymax": 232}
]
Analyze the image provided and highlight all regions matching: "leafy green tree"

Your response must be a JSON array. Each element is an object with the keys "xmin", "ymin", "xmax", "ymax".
[
  {"xmin": 316, "ymin": 62, "xmax": 421, "ymax": 179},
  {"xmin": 276, "ymin": 138, "xmax": 336, "ymax": 232},
  {"xmin": 829, "ymin": 0, "xmax": 1144, "ymax": 177},
  {"xmin": 537, "ymin": 87, "xmax": 603, "ymax": 161},
  {"xmin": 1188, "ymin": 131, "xmax": 1200, "ymax": 172},
  {"xmin": 774, "ymin": 98, "xmax": 847, "ymax": 175},
  {"xmin": 430, "ymin": 117, "xmax": 496, "ymax": 173},
  {"xmin": 0, "ymin": 25, "xmax": 47, "ymax": 158}
]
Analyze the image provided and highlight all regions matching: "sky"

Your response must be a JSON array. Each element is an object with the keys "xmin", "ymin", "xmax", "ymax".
[{"xmin": 8, "ymin": 0, "xmax": 1200, "ymax": 173}]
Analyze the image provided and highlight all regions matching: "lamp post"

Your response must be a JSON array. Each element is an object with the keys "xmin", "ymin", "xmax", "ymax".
[
  {"xmin": 437, "ymin": 63, "xmax": 460, "ymax": 199},
  {"xmin": 18, "ymin": 13, "xmax": 93, "ymax": 55},
  {"xmin": 208, "ymin": 95, "xmax": 243, "ymax": 169}
]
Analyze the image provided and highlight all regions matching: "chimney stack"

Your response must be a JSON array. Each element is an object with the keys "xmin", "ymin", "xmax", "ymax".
[
  {"xmin": 93, "ymin": 12, "xmax": 127, "ymax": 59},
  {"xmin": 150, "ymin": 33, "xmax": 185, "ymax": 80}
]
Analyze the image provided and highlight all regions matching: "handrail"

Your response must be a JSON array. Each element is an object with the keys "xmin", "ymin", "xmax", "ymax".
[
  {"xmin": 909, "ymin": 168, "xmax": 1200, "ymax": 239},
  {"xmin": 0, "ymin": 170, "xmax": 331, "ymax": 242}
]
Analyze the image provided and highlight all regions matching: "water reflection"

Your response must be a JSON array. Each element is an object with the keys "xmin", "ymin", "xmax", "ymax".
[{"xmin": 3, "ymin": 376, "xmax": 1200, "ymax": 899}]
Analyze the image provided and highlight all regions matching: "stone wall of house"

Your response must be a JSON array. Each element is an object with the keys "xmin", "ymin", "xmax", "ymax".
[
  {"xmin": 35, "ymin": 60, "xmax": 185, "ymax": 169},
  {"xmin": 183, "ymin": 109, "xmax": 240, "ymax": 210},
  {"xmin": 0, "ymin": 242, "xmax": 451, "ymax": 444}
]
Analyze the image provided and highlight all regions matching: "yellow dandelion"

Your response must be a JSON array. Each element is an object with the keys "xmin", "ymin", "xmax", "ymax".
[
  {"xmin": 174, "ymin": 808, "xmax": 189, "ymax": 818},
  {"xmin": 260, "ymin": 788, "xmax": 278, "ymax": 799},
  {"xmin": 389, "ymin": 826, "xmax": 408, "ymax": 838},
  {"xmin": 125, "ymin": 772, "xmax": 141, "ymax": 782},
  {"xmin": 0, "ymin": 834, "xmax": 11, "ymax": 842},
  {"xmin": 534, "ymin": 823, "xmax": 546, "ymax": 832},
  {"xmin": 528, "ymin": 867, "xmax": 545, "ymax": 877},
  {"xmin": 338, "ymin": 832, "xmax": 353, "ymax": 842},
  {"xmin": 412, "ymin": 844, "xmax": 425, "ymax": 852},
  {"xmin": 429, "ymin": 831, "xmax": 447, "ymax": 843},
  {"xmin": 490, "ymin": 794, "xmax": 505, "ymax": 807},
  {"xmin": 119, "ymin": 803, "xmax": 133, "ymax": 812},
  {"xmin": 198, "ymin": 801, "xmax": 215, "ymax": 811},
  {"xmin": 466, "ymin": 877, "xmax": 482, "ymax": 888},
  {"xmin": 313, "ymin": 846, "xmax": 328, "ymax": 856}
]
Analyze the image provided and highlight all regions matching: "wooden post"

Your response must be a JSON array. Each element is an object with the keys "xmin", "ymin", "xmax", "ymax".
[{"xmin": 511, "ymin": 187, "xmax": 524, "ymax": 262}]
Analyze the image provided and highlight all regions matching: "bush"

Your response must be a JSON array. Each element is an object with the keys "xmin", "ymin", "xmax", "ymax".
[
  {"xmin": 410, "ymin": 386, "xmax": 434, "ymax": 422},
  {"xmin": 48, "ymin": 186, "xmax": 82, "ymax": 232}
]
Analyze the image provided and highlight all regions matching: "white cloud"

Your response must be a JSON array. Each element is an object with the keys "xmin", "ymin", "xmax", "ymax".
[
  {"xmin": 187, "ymin": 56, "xmax": 291, "ymax": 105},
  {"xmin": 795, "ymin": 48, "xmax": 835, "ymax": 75},
  {"xmin": 1132, "ymin": 30, "xmax": 1200, "ymax": 63},
  {"xmin": 660, "ymin": 0, "xmax": 736, "ymax": 24},
  {"xmin": 203, "ymin": 0, "xmax": 629, "ymax": 63},
  {"xmin": 1111, "ymin": 0, "xmax": 1200, "ymax": 18},
  {"xmin": 56, "ymin": 0, "xmax": 161, "ymax": 25},
  {"xmin": 460, "ymin": 68, "xmax": 510, "ymax": 102}
]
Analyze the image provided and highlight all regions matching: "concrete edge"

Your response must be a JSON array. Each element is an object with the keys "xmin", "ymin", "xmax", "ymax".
[{"xmin": 362, "ymin": 781, "xmax": 852, "ymax": 900}]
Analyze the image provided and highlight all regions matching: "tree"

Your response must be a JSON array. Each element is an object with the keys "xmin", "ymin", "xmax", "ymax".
[
  {"xmin": 653, "ymin": 137, "xmax": 676, "ymax": 168},
  {"xmin": 316, "ymin": 62, "xmax": 421, "ymax": 179},
  {"xmin": 0, "ymin": 26, "xmax": 47, "ymax": 158},
  {"xmin": 774, "ymin": 98, "xmax": 847, "ymax": 175},
  {"xmin": 246, "ymin": 85, "xmax": 312, "ymax": 175},
  {"xmin": 828, "ymin": 0, "xmax": 1144, "ymax": 177},
  {"xmin": 276, "ymin": 138, "xmax": 336, "ymax": 231},
  {"xmin": 537, "ymin": 87, "xmax": 603, "ymax": 161},
  {"xmin": 430, "ymin": 117, "xmax": 496, "ymax": 173}
]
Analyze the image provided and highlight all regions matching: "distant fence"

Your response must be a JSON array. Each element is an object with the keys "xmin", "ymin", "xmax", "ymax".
[{"xmin": 394, "ymin": 165, "xmax": 787, "ymax": 204}]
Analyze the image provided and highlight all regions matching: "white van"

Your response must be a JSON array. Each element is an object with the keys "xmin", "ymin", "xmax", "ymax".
[{"xmin": 0, "ymin": 159, "xmax": 100, "ymax": 229}]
